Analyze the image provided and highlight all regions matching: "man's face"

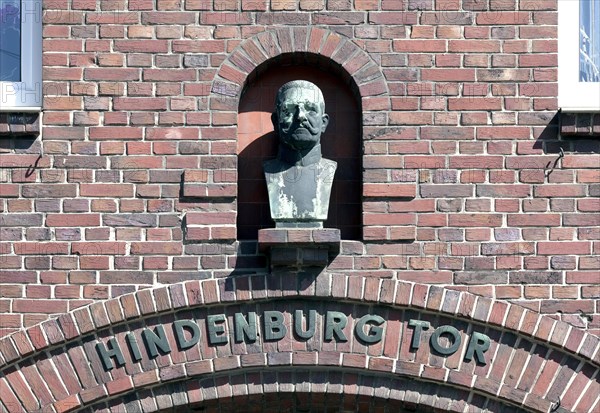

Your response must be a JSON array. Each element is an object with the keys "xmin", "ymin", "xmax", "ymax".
[{"xmin": 273, "ymin": 86, "xmax": 329, "ymax": 151}]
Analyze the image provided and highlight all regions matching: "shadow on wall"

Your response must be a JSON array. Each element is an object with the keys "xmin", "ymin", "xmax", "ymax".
[{"xmin": 534, "ymin": 112, "xmax": 600, "ymax": 154}]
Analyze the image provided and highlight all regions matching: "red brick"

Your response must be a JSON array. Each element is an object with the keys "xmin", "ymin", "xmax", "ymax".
[
  {"xmin": 186, "ymin": 212, "xmax": 236, "ymax": 225},
  {"xmin": 0, "ymin": 155, "xmax": 51, "ymax": 169},
  {"xmin": 130, "ymin": 242, "xmax": 183, "ymax": 255},
  {"xmin": 185, "ymin": 227, "xmax": 210, "ymax": 241},
  {"xmin": 106, "ymin": 376, "xmax": 133, "ymax": 395},
  {"xmin": 363, "ymin": 213, "xmax": 416, "ymax": 225},
  {"xmin": 422, "ymin": 69, "xmax": 475, "ymax": 81},
  {"xmin": 448, "ymin": 214, "xmax": 503, "ymax": 227},
  {"xmin": 519, "ymin": 54, "xmax": 557, "ymax": 67},
  {"xmin": 363, "ymin": 184, "xmax": 416, "ymax": 198},
  {"xmin": 84, "ymin": 68, "xmax": 140, "ymax": 81},
  {"xmin": 112, "ymin": 40, "xmax": 168, "ymax": 53},
  {"xmin": 146, "ymin": 127, "xmax": 200, "ymax": 140},
  {"xmin": 113, "ymin": 97, "xmax": 167, "ymax": 111},
  {"xmin": 566, "ymin": 271, "xmax": 600, "ymax": 284},
  {"xmin": 210, "ymin": 226, "xmax": 236, "ymax": 240},
  {"xmin": 477, "ymin": 127, "xmax": 530, "ymax": 139},
  {"xmin": 46, "ymin": 214, "xmax": 100, "ymax": 227},
  {"xmin": 173, "ymin": 40, "xmax": 225, "ymax": 53},
  {"xmin": 393, "ymin": 39, "xmax": 446, "ymax": 52},
  {"xmin": 449, "ymin": 40, "xmax": 501, "ymax": 52},
  {"xmin": 13, "ymin": 242, "xmax": 69, "ymax": 255},
  {"xmin": 54, "ymin": 394, "xmax": 81, "ymax": 413},
  {"xmin": 90, "ymin": 126, "xmax": 143, "ymax": 140},
  {"xmin": 563, "ymin": 155, "xmax": 600, "ymax": 169},
  {"xmin": 476, "ymin": 11, "xmax": 530, "ymax": 25},
  {"xmin": 534, "ymin": 185, "xmax": 586, "ymax": 197},
  {"xmin": 507, "ymin": 214, "xmax": 560, "ymax": 227},
  {"xmin": 450, "ymin": 156, "xmax": 504, "ymax": 169},
  {"xmin": 538, "ymin": 242, "xmax": 590, "ymax": 255},
  {"xmin": 13, "ymin": 299, "xmax": 68, "ymax": 313},
  {"xmin": 71, "ymin": 242, "xmax": 127, "ymax": 255},
  {"xmin": 404, "ymin": 155, "xmax": 445, "ymax": 169},
  {"xmin": 80, "ymin": 184, "xmax": 134, "ymax": 197},
  {"xmin": 449, "ymin": 98, "xmax": 502, "ymax": 111}
]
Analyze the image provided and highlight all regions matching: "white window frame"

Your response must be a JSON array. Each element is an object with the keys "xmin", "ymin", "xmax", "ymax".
[
  {"xmin": 558, "ymin": 0, "xmax": 600, "ymax": 112},
  {"xmin": 0, "ymin": 0, "xmax": 42, "ymax": 112}
]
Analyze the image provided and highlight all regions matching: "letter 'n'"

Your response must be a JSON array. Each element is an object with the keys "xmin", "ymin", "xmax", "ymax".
[
  {"xmin": 142, "ymin": 325, "xmax": 172, "ymax": 358},
  {"xmin": 234, "ymin": 312, "xmax": 258, "ymax": 343}
]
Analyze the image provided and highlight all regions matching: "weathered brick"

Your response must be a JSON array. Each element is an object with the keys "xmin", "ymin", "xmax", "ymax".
[
  {"xmin": 46, "ymin": 214, "xmax": 100, "ymax": 227},
  {"xmin": 363, "ymin": 184, "xmax": 416, "ymax": 198},
  {"xmin": 130, "ymin": 242, "xmax": 183, "ymax": 255},
  {"xmin": 103, "ymin": 214, "xmax": 157, "ymax": 227},
  {"xmin": 22, "ymin": 185, "xmax": 77, "ymax": 198}
]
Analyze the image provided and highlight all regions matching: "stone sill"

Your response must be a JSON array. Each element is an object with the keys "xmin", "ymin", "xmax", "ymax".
[
  {"xmin": 560, "ymin": 112, "xmax": 600, "ymax": 137},
  {"xmin": 0, "ymin": 113, "xmax": 40, "ymax": 137},
  {"xmin": 258, "ymin": 228, "xmax": 341, "ymax": 267}
]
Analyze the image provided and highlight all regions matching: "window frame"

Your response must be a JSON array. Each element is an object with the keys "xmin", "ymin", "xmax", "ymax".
[
  {"xmin": 558, "ymin": 0, "xmax": 600, "ymax": 112},
  {"xmin": 0, "ymin": 0, "xmax": 42, "ymax": 112}
]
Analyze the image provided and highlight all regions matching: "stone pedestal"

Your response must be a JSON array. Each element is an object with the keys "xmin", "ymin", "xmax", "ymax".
[{"xmin": 258, "ymin": 228, "xmax": 340, "ymax": 267}]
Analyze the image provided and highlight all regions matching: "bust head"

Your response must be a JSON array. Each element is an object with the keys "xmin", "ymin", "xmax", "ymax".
[{"xmin": 272, "ymin": 80, "xmax": 329, "ymax": 152}]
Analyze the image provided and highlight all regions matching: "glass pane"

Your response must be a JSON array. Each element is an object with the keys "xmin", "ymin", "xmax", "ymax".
[
  {"xmin": 580, "ymin": 0, "xmax": 600, "ymax": 82},
  {"xmin": 0, "ymin": 0, "xmax": 21, "ymax": 82}
]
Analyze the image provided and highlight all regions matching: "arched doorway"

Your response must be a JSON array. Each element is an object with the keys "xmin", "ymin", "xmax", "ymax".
[
  {"xmin": 237, "ymin": 55, "xmax": 362, "ymax": 241},
  {"xmin": 83, "ymin": 369, "xmax": 532, "ymax": 413},
  {"xmin": 1, "ymin": 278, "xmax": 595, "ymax": 413}
]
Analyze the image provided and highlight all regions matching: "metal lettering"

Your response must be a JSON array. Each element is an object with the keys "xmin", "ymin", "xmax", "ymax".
[
  {"xmin": 207, "ymin": 314, "xmax": 228, "ymax": 345},
  {"xmin": 408, "ymin": 319, "xmax": 430, "ymax": 349},
  {"xmin": 142, "ymin": 325, "xmax": 171, "ymax": 358},
  {"xmin": 430, "ymin": 325, "xmax": 461, "ymax": 356},
  {"xmin": 465, "ymin": 331, "xmax": 490, "ymax": 365},
  {"xmin": 263, "ymin": 311, "xmax": 287, "ymax": 341},
  {"xmin": 325, "ymin": 311, "xmax": 348, "ymax": 342},
  {"xmin": 92, "ymin": 310, "xmax": 494, "ymax": 370},
  {"xmin": 125, "ymin": 333, "xmax": 142, "ymax": 362},
  {"xmin": 234, "ymin": 312, "xmax": 257, "ymax": 343},
  {"xmin": 173, "ymin": 320, "xmax": 200, "ymax": 350},
  {"xmin": 294, "ymin": 309, "xmax": 316, "ymax": 339},
  {"xmin": 96, "ymin": 338, "xmax": 125, "ymax": 371},
  {"xmin": 355, "ymin": 314, "xmax": 385, "ymax": 344}
]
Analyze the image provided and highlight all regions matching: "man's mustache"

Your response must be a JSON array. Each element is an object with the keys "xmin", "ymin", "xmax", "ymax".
[{"xmin": 280, "ymin": 120, "xmax": 319, "ymax": 134}]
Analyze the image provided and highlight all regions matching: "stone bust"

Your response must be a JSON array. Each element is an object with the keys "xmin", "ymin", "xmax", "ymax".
[{"xmin": 263, "ymin": 80, "xmax": 337, "ymax": 227}]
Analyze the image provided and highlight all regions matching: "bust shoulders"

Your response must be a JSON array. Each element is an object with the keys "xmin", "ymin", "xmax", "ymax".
[{"xmin": 263, "ymin": 157, "xmax": 337, "ymax": 175}]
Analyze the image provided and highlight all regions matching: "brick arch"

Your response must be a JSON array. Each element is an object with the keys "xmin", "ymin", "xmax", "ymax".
[
  {"xmin": 83, "ymin": 369, "xmax": 530, "ymax": 413},
  {"xmin": 0, "ymin": 276, "xmax": 598, "ymax": 413},
  {"xmin": 210, "ymin": 27, "xmax": 391, "ymax": 113}
]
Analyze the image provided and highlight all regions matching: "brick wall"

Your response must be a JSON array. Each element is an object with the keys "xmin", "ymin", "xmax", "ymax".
[{"xmin": 0, "ymin": 0, "xmax": 599, "ymax": 342}]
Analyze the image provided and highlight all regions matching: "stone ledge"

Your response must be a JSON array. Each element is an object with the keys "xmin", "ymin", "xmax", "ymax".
[
  {"xmin": 258, "ymin": 228, "xmax": 341, "ymax": 267},
  {"xmin": 560, "ymin": 112, "xmax": 600, "ymax": 136}
]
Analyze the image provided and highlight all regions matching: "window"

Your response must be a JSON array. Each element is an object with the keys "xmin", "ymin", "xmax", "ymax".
[
  {"xmin": 0, "ymin": 0, "xmax": 42, "ymax": 111},
  {"xmin": 559, "ymin": 0, "xmax": 600, "ymax": 111}
]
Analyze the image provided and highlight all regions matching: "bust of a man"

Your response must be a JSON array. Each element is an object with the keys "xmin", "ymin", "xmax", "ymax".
[{"xmin": 264, "ymin": 80, "xmax": 337, "ymax": 227}]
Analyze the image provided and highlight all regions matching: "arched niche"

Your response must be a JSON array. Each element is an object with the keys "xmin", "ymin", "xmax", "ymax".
[{"xmin": 236, "ymin": 54, "xmax": 362, "ymax": 241}]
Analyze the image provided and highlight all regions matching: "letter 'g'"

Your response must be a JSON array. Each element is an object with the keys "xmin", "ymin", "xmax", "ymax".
[{"xmin": 355, "ymin": 314, "xmax": 385, "ymax": 344}]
